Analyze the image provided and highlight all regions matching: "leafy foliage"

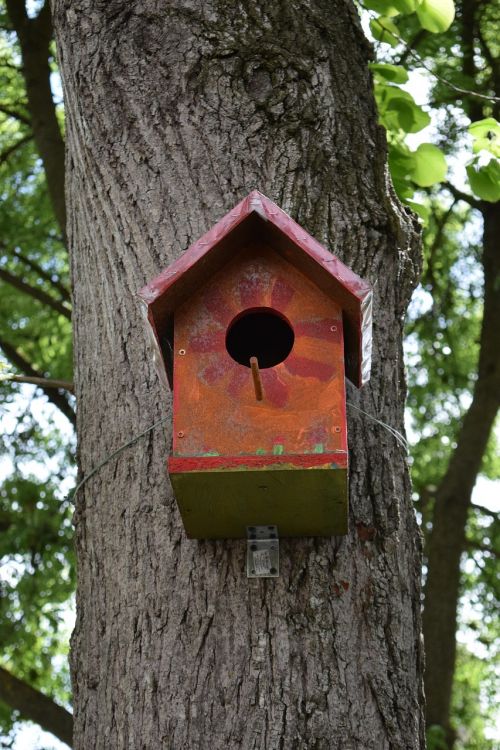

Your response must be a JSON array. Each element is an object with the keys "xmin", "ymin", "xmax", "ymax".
[
  {"xmin": 450, "ymin": 646, "xmax": 499, "ymax": 749},
  {"xmin": 406, "ymin": 202, "xmax": 483, "ymax": 505},
  {"xmin": 0, "ymin": 5, "xmax": 75, "ymax": 741},
  {"xmin": 365, "ymin": 0, "xmax": 500, "ymax": 744},
  {"xmin": 365, "ymin": 0, "xmax": 500, "ymax": 208}
]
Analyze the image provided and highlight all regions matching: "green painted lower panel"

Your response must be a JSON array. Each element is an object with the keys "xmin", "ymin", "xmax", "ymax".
[{"xmin": 169, "ymin": 466, "xmax": 348, "ymax": 539}]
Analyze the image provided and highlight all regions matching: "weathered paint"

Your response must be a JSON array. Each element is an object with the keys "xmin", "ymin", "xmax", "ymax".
[
  {"xmin": 172, "ymin": 246, "xmax": 347, "ymax": 459},
  {"xmin": 169, "ymin": 451, "xmax": 348, "ymax": 472},
  {"xmin": 166, "ymin": 244, "xmax": 350, "ymax": 538},
  {"xmin": 137, "ymin": 192, "xmax": 373, "ymax": 538},
  {"xmin": 138, "ymin": 190, "xmax": 372, "ymax": 388},
  {"xmin": 169, "ymin": 463, "xmax": 348, "ymax": 539}
]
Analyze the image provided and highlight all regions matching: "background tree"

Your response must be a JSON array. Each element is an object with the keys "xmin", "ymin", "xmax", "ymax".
[
  {"xmin": 0, "ymin": 0, "xmax": 74, "ymax": 745},
  {"xmin": 364, "ymin": 0, "xmax": 500, "ymax": 744}
]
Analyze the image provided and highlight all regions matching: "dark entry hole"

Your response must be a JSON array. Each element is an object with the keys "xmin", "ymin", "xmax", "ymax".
[{"xmin": 226, "ymin": 308, "xmax": 294, "ymax": 368}]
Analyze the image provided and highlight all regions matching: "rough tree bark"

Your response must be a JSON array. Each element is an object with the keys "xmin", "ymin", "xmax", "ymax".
[{"xmin": 52, "ymin": 2, "xmax": 424, "ymax": 748}]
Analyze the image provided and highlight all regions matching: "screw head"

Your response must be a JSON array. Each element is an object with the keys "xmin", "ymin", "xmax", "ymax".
[
  {"xmin": 178, "ymin": 349, "xmax": 186, "ymax": 355},
  {"xmin": 177, "ymin": 431, "xmax": 185, "ymax": 438},
  {"xmin": 330, "ymin": 325, "xmax": 337, "ymax": 332}
]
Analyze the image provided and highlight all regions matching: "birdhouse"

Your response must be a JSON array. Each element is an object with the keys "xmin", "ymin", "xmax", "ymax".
[{"xmin": 139, "ymin": 191, "xmax": 372, "ymax": 540}]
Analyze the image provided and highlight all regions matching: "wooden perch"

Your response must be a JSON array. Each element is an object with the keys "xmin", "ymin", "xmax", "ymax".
[{"xmin": 250, "ymin": 356, "xmax": 263, "ymax": 401}]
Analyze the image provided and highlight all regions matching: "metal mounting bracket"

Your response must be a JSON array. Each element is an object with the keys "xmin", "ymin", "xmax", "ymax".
[{"xmin": 246, "ymin": 525, "xmax": 279, "ymax": 578}]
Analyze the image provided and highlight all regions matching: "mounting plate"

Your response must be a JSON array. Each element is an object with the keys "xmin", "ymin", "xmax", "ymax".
[{"xmin": 246, "ymin": 525, "xmax": 279, "ymax": 578}]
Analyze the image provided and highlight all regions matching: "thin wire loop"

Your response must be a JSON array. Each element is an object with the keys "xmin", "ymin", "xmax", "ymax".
[
  {"xmin": 366, "ymin": 10, "xmax": 500, "ymax": 104},
  {"xmin": 347, "ymin": 401, "xmax": 409, "ymax": 451},
  {"xmin": 70, "ymin": 416, "xmax": 168, "ymax": 501},
  {"xmin": 69, "ymin": 405, "xmax": 408, "ymax": 502}
]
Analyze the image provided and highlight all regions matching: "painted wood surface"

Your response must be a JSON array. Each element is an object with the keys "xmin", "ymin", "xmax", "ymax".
[
  {"xmin": 139, "ymin": 190, "xmax": 373, "ymax": 388},
  {"xmin": 170, "ymin": 462, "xmax": 348, "ymax": 538},
  {"xmin": 169, "ymin": 245, "xmax": 349, "ymax": 538},
  {"xmin": 172, "ymin": 245, "xmax": 347, "ymax": 459}
]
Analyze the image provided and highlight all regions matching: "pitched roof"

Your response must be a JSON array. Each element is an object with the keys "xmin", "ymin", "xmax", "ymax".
[{"xmin": 139, "ymin": 190, "xmax": 372, "ymax": 387}]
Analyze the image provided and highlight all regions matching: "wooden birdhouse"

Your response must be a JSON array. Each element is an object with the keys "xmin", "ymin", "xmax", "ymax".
[{"xmin": 139, "ymin": 191, "xmax": 372, "ymax": 540}]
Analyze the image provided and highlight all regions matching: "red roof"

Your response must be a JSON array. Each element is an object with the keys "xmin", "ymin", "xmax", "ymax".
[{"xmin": 139, "ymin": 190, "xmax": 372, "ymax": 388}]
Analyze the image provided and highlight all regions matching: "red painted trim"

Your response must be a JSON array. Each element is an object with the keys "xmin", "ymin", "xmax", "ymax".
[
  {"xmin": 138, "ymin": 190, "xmax": 372, "ymax": 387},
  {"xmin": 169, "ymin": 451, "xmax": 348, "ymax": 473}
]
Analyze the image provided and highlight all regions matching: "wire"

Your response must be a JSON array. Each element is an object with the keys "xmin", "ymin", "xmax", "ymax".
[
  {"xmin": 69, "ymin": 405, "xmax": 408, "ymax": 502},
  {"xmin": 367, "ymin": 12, "xmax": 500, "ymax": 104},
  {"xmin": 70, "ymin": 416, "xmax": 168, "ymax": 501},
  {"xmin": 347, "ymin": 401, "xmax": 409, "ymax": 451}
]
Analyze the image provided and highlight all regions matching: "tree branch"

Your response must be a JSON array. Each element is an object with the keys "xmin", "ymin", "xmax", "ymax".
[
  {"xmin": 33, "ymin": 0, "xmax": 52, "ymax": 37},
  {"xmin": 12, "ymin": 247, "xmax": 71, "ymax": 303},
  {"xmin": 461, "ymin": 0, "xmax": 484, "ymax": 123},
  {"xmin": 0, "ymin": 133, "xmax": 33, "ymax": 164},
  {"xmin": 0, "ymin": 104, "xmax": 31, "ymax": 125},
  {"xmin": 5, "ymin": 0, "xmax": 66, "ymax": 238},
  {"xmin": 424, "ymin": 201, "xmax": 456, "ymax": 297},
  {"xmin": 423, "ymin": 198, "xmax": 500, "ymax": 730},
  {"xmin": 3, "ymin": 0, "xmax": 28, "ymax": 28},
  {"xmin": 443, "ymin": 182, "xmax": 482, "ymax": 210},
  {"xmin": 396, "ymin": 28, "xmax": 428, "ymax": 66},
  {"xmin": 0, "ymin": 665, "xmax": 73, "ymax": 748},
  {"xmin": 0, "ymin": 267, "xmax": 71, "ymax": 319},
  {"xmin": 0, "ymin": 336, "xmax": 76, "ymax": 426},
  {"xmin": 476, "ymin": 25, "xmax": 500, "ymax": 118},
  {"xmin": 3, "ymin": 374, "xmax": 74, "ymax": 392}
]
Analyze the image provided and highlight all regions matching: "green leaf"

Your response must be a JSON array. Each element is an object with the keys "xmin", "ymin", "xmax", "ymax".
[
  {"xmin": 385, "ymin": 96, "xmax": 431, "ymax": 133},
  {"xmin": 468, "ymin": 118, "xmax": 500, "ymax": 158},
  {"xmin": 388, "ymin": 143, "xmax": 417, "ymax": 198},
  {"xmin": 392, "ymin": 0, "xmax": 417, "ymax": 11},
  {"xmin": 388, "ymin": 143, "xmax": 416, "ymax": 179},
  {"xmin": 364, "ymin": 0, "xmax": 401, "ymax": 15},
  {"xmin": 416, "ymin": 0, "xmax": 455, "ymax": 33},
  {"xmin": 376, "ymin": 84, "xmax": 431, "ymax": 133},
  {"xmin": 370, "ymin": 16, "xmax": 400, "ymax": 46},
  {"xmin": 369, "ymin": 63, "xmax": 409, "ymax": 83},
  {"xmin": 406, "ymin": 200, "xmax": 431, "ymax": 223},
  {"xmin": 466, "ymin": 159, "xmax": 500, "ymax": 202},
  {"xmin": 410, "ymin": 143, "xmax": 447, "ymax": 186},
  {"xmin": 427, "ymin": 725, "xmax": 448, "ymax": 750},
  {"xmin": 468, "ymin": 117, "xmax": 500, "ymax": 139}
]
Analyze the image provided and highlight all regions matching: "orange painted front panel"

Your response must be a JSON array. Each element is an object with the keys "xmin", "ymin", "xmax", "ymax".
[{"xmin": 172, "ymin": 245, "xmax": 347, "ymax": 458}]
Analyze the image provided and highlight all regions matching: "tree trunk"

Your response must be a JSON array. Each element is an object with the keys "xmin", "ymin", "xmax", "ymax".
[{"xmin": 52, "ymin": 2, "xmax": 424, "ymax": 748}]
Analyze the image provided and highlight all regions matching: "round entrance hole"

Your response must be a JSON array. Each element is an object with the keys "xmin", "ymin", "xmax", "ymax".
[{"xmin": 225, "ymin": 308, "xmax": 294, "ymax": 368}]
